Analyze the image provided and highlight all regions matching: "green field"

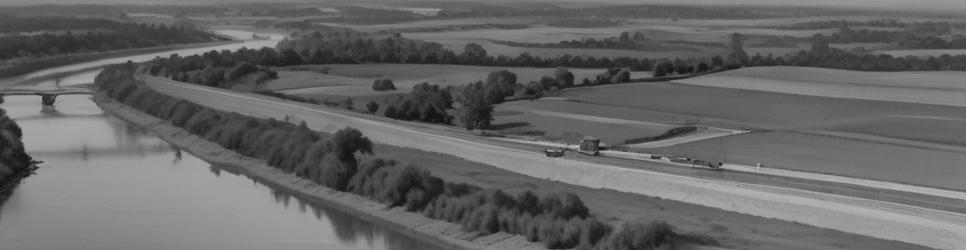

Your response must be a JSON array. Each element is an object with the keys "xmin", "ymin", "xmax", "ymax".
[
  {"xmin": 647, "ymin": 131, "xmax": 966, "ymax": 191},
  {"xmin": 492, "ymin": 78, "xmax": 966, "ymax": 190},
  {"xmin": 552, "ymin": 81, "xmax": 966, "ymax": 145},
  {"xmin": 675, "ymin": 66, "xmax": 966, "ymax": 108},
  {"xmin": 494, "ymin": 100, "xmax": 677, "ymax": 145},
  {"xmin": 262, "ymin": 64, "xmax": 623, "ymax": 113},
  {"xmin": 264, "ymin": 64, "xmax": 616, "ymax": 104}
]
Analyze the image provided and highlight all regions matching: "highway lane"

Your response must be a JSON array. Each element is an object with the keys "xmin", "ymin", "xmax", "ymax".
[{"xmin": 140, "ymin": 75, "xmax": 966, "ymax": 249}]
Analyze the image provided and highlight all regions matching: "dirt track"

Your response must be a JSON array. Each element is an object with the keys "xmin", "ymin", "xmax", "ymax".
[{"xmin": 142, "ymin": 75, "xmax": 966, "ymax": 250}]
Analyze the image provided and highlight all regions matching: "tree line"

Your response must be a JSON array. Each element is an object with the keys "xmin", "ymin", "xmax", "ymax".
[
  {"xmin": 749, "ymin": 34, "xmax": 966, "ymax": 71},
  {"xmin": 0, "ymin": 17, "xmax": 224, "ymax": 60},
  {"xmin": 492, "ymin": 31, "xmax": 725, "ymax": 51},
  {"xmin": 275, "ymin": 30, "xmax": 664, "ymax": 70},
  {"xmin": 96, "ymin": 63, "xmax": 682, "ymax": 249},
  {"xmin": 774, "ymin": 19, "xmax": 957, "ymax": 31},
  {"xmin": 0, "ymin": 15, "xmax": 127, "ymax": 34},
  {"xmin": 0, "ymin": 100, "xmax": 34, "ymax": 185},
  {"xmin": 142, "ymin": 48, "xmax": 296, "ymax": 89}
]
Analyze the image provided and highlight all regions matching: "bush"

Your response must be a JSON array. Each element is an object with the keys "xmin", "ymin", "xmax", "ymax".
[
  {"xmin": 599, "ymin": 221, "xmax": 675, "ymax": 250},
  {"xmin": 343, "ymin": 98, "xmax": 354, "ymax": 110},
  {"xmin": 366, "ymin": 101, "xmax": 380, "ymax": 113},
  {"xmin": 554, "ymin": 68, "xmax": 575, "ymax": 88},
  {"xmin": 653, "ymin": 63, "xmax": 669, "ymax": 77},
  {"xmin": 372, "ymin": 79, "xmax": 397, "ymax": 91}
]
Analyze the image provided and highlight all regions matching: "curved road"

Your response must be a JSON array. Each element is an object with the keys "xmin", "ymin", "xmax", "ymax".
[{"xmin": 141, "ymin": 75, "xmax": 966, "ymax": 250}]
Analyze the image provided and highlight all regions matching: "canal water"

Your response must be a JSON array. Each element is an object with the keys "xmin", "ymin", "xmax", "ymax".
[{"xmin": 0, "ymin": 31, "xmax": 445, "ymax": 250}]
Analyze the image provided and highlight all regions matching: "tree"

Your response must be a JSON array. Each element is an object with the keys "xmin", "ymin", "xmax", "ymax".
[
  {"xmin": 343, "ymin": 98, "xmax": 354, "ymax": 110},
  {"xmin": 675, "ymin": 63, "xmax": 689, "ymax": 75},
  {"xmin": 618, "ymin": 31, "xmax": 631, "ymax": 43},
  {"xmin": 279, "ymin": 49, "xmax": 304, "ymax": 66},
  {"xmin": 330, "ymin": 127, "xmax": 373, "ymax": 163},
  {"xmin": 486, "ymin": 70, "xmax": 517, "ymax": 86},
  {"xmin": 319, "ymin": 154, "xmax": 355, "ymax": 191},
  {"xmin": 711, "ymin": 55, "xmax": 724, "ymax": 67},
  {"xmin": 366, "ymin": 101, "xmax": 380, "ymax": 113},
  {"xmin": 423, "ymin": 52, "xmax": 439, "ymax": 64},
  {"xmin": 614, "ymin": 69, "xmax": 631, "ymax": 83},
  {"xmin": 553, "ymin": 68, "xmax": 575, "ymax": 88},
  {"xmin": 653, "ymin": 62, "xmax": 669, "ymax": 77},
  {"xmin": 372, "ymin": 79, "xmax": 396, "ymax": 91},
  {"xmin": 482, "ymin": 70, "xmax": 518, "ymax": 104},
  {"xmin": 596, "ymin": 72, "xmax": 613, "ymax": 85},
  {"xmin": 728, "ymin": 33, "xmax": 749, "ymax": 66},
  {"xmin": 456, "ymin": 82, "xmax": 493, "ymax": 130},
  {"xmin": 384, "ymin": 105, "xmax": 398, "ymax": 119},
  {"xmin": 662, "ymin": 61, "xmax": 675, "ymax": 75},
  {"xmin": 461, "ymin": 43, "xmax": 488, "ymax": 64},
  {"xmin": 697, "ymin": 62, "xmax": 710, "ymax": 72},
  {"xmin": 811, "ymin": 33, "xmax": 831, "ymax": 55}
]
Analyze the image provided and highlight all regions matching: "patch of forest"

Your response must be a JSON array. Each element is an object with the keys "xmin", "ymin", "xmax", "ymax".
[
  {"xmin": 275, "ymin": 30, "xmax": 664, "ymax": 70},
  {"xmin": 0, "ymin": 17, "xmax": 225, "ymax": 61},
  {"xmin": 142, "ymin": 49, "xmax": 286, "ymax": 89},
  {"xmin": 96, "ymin": 63, "xmax": 701, "ymax": 250}
]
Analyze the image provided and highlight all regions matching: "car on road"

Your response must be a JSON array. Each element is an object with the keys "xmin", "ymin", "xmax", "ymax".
[{"xmin": 545, "ymin": 148, "xmax": 565, "ymax": 157}]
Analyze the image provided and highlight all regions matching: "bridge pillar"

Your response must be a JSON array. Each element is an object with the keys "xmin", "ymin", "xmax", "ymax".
[{"xmin": 40, "ymin": 94, "xmax": 57, "ymax": 106}]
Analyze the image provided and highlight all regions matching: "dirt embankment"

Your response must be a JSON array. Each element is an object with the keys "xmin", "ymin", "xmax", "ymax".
[{"xmin": 93, "ymin": 93, "xmax": 544, "ymax": 250}]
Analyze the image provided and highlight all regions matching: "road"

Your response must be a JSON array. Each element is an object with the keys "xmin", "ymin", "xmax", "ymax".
[{"xmin": 141, "ymin": 75, "xmax": 966, "ymax": 250}]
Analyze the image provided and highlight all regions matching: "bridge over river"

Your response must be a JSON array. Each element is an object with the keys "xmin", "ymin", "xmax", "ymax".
[{"xmin": 0, "ymin": 86, "xmax": 93, "ymax": 105}]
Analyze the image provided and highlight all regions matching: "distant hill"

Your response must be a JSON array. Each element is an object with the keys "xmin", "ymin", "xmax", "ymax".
[{"xmin": 1, "ymin": 0, "xmax": 962, "ymax": 16}]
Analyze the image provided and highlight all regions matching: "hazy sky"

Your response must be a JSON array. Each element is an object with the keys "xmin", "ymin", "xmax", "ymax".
[{"xmin": 1, "ymin": 0, "xmax": 964, "ymax": 14}]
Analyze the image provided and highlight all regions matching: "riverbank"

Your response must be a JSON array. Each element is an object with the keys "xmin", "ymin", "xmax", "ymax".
[
  {"xmin": 0, "ymin": 103, "xmax": 37, "ymax": 194},
  {"xmin": 93, "ymin": 93, "xmax": 544, "ymax": 250},
  {"xmin": 0, "ymin": 164, "xmax": 37, "ymax": 195}
]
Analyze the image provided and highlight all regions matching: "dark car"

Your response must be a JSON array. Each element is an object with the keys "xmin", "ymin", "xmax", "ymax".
[{"xmin": 545, "ymin": 148, "xmax": 565, "ymax": 157}]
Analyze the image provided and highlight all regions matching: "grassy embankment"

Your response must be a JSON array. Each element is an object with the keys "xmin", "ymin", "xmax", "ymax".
[{"xmin": 95, "ymin": 63, "xmax": 690, "ymax": 250}]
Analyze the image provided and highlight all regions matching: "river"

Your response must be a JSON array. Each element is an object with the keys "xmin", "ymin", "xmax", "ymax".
[{"xmin": 0, "ymin": 30, "xmax": 445, "ymax": 250}]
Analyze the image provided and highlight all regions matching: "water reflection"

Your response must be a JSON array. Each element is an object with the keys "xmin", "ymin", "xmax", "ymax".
[{"xmin": 214, "ymin": 164, "xmax": 444, "ymax": 250}]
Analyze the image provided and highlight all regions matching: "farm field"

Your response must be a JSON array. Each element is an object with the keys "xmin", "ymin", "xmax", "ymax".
[
  {"xmin": 878, "ymin": 49, "xmax": 966, "ymax": 57},
  {"xmin": 824, "ymin": 115, "xmax": 966, "ymax": 146},
  {"xmin": 263, "ymin": 64, "xmax": 621, "ymax": 111},
  {"xmin": 430, "ymin": 39, "xmax": 718, "ymax": 58},
  {"xmin": 674, "ymin": 66, "xmax": 966, "ymax": 107},
  {"xmin": 494, "ymin": 100, "xmax": 678, "ymax": 145},
  {"xmin": 551, "ymin": 81, "xmax": 966, "ymax": 145},
  {"xmin": 316, "ymin": 18, "xmax": 537, "ymax": 33},
  {"xmin": 508, "ymin": 79, "xmax": 966, "ymax": 190},
  {"xmin": 645, "ymin": 131, "xmax": 966, "ymax": 191},
  {"xmin": 266, "ymin": 64, "xmax": 608, "ymax": 91},
  {"xmin": 392, "ymin": 19, "xmax": 834, "ymax": 58}
]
